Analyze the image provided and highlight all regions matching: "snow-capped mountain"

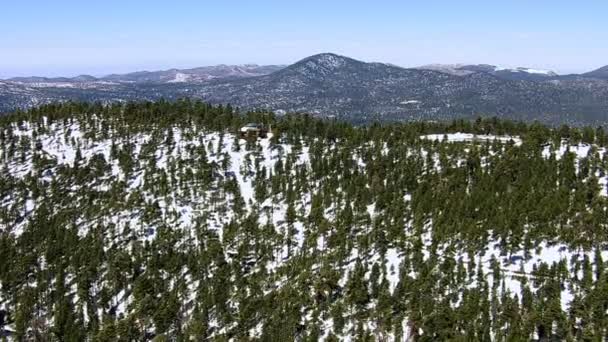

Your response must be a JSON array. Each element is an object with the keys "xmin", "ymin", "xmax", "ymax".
[
  {"xmin": 504, "ymin": 66, "xmax": 557, "ymax": 76},
  {"xmin": 491, "ymin": 66, "xmax": 558, "ymax": 81},
  {"xmin": 417, "ymin": 63, "xmax": 559, "ymax": 81}
]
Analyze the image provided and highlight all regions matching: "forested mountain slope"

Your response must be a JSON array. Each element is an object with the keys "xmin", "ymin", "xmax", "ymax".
[
  {"xmin": 194, "ymin": 54, "xmax": 608, "ymax": 125},
  {"xmin": 1, "ymin": 101, "xmax": 608, "ymax": 340}
]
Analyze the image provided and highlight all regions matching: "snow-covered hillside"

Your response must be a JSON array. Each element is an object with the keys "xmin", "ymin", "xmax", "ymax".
[{"xmin": 1, "ymin": 105, "xmax": 608, "ymax": 340}]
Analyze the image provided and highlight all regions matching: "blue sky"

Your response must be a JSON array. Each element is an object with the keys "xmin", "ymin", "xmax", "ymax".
[{"xmin": 1, "ymin": 0, "xmax": 606, "ymax": 77}]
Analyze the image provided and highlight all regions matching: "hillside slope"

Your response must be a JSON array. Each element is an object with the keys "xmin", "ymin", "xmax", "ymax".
[{"xmin": 1, "ymin": 101, "xmax": 608, "ymax": 340}]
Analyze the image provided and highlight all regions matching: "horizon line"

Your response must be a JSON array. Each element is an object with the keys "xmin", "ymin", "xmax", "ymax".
[{"xmin": 0, "ymin": 52, "xmax": 602, "ymax": 80}]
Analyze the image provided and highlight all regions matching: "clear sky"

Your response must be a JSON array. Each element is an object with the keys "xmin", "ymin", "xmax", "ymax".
[{"xmin": 1, "ymin": 0, "xmax": 606, "ymax": 78}]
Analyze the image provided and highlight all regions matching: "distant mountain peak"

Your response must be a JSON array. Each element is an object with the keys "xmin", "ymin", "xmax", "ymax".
[
  {"xmin": 305, "ymin": 52, "xmax": 347, "ymax": 60},
  {"xmin": 282, "ymin": 53, "xmax": 366, "ymax": 78},
  {"xmin": 298, "ymin": 53, "xmax": 356, "ymax": 68},
  {"xmin": 72, "ymin": 75, "xmax": 98, "ymax": 82}
]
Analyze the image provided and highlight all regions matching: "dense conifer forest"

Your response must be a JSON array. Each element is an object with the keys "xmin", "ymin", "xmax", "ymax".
[{"xmin": 1, "ymin": 99, "xmax": 608, "ymax": 341}]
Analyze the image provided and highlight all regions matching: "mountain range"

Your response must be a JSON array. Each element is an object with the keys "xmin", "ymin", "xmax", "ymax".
[
  {"xmin": 2, "ymin": 53, "xmax": 608, "ymax": 125},
  {"xmin": 6, "ymin": 64, "xmax": 286, "ymax": 84}
]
